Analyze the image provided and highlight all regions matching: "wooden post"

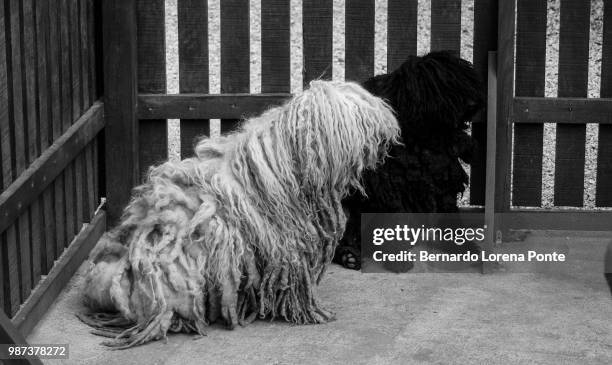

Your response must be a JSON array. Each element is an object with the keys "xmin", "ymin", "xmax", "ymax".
[
  {"xmin": 102, "ymin": 0, "xmax": 138, "ymax": 225},
  {"xmin": 483, "ymin": 51, "xmax": 498, "ymax": 274},
  {"xmin": 0, "ymin": 312, "xmax": 42, "ymax": 364},
  {"xmin": 482, "ymin": 0, "xmax": 515, "ymax": 273},
  {"xmin": 496, "ymin": 0, "xmax": 515, "ymax": 225}
]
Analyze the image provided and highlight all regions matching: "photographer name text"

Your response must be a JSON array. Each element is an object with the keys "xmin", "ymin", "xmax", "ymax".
[{"xmin": 372, "ymin": 250, "xmax": 566, "ymax": 263}]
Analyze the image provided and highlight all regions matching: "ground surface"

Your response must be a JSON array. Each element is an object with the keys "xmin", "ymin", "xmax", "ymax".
[{"xmin": 29, "ymin": 231, "xmax": 612, "ymax": 365}]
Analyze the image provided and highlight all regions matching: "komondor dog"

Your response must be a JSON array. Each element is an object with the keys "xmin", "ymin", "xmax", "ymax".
[
  {"xmin": 334, "ymin": 51, "xmax": 485, "ymax": 270},
  {"xmin": 78, "ymin": 80, "xmax": 400, "ymax": 348}
]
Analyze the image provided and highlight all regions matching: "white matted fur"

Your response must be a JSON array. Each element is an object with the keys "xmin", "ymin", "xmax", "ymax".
[{"xmin": 80, "ymin": 80, "xmax": 400, "ymax": 348}]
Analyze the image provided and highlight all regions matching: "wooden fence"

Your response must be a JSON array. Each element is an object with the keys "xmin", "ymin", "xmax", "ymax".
[
  {"xmin": 125, "ymin": 0, "xmax": 612, "ymax": 233},
  {"xmin": 2, "ymin": 0, "xmax": 612, "ymax": 340},
  {"xmin": 493, "ymin": 0, "xmax": 612, "ymax": 233},
  {"xmin": 0, "ymin": 0, "xmax": 104, "ymax": 335},
  {"xmin": 115, "ymin": 0, "xmax": 498, "ymax": 226}
]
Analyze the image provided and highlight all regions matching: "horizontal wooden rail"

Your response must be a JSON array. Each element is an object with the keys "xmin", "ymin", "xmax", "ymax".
[
  {"xmin": 138, "ymin": 93, "xmax": 291, "ymax": 119},
  {"xmin": 0, "ymin": 101, "xmax": 105, "ymax": 234},
  {"xmin": 503, "ymin": 210, "xmax": 612, "ymax": 231},
  {"xmin": 12, "ymin": 209, "xmax": 106, "ymax": 337},
  {"xmin": 513, "ymin": 97, "xmax": 612, "ymax": 124},
  {"xmin": 461, "ymin": 207, "xmax": 612, "ymax": 231},
  {"xmin": 0, "ymin": 312, "xmax": 43, "ymax": 364}
]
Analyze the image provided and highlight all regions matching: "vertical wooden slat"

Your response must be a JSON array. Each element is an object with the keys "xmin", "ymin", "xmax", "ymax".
[
  {"xmin": 220, "ymin": 0, "xmax": 249, "ymax": 133},
  {"xmin": 103, "ymin": 0, "xmax": 138, "ymax": 224},
  {"xmin": 345, "ymin": 0, "xmax": 374, "ymax": 81},
  {"xmin": 69, "ymin": 0, "xmax": 83, "ymax": 238},
  {"xmin": 138, "ymin": 119, "xmax": 167, "ymax": 177},
  {"xmin": 4, "ymin": 227, "xmax": 20, "ymax": 316},
  {"xmin": 85, "ymin": 142, "xmax": 96, "ymax": 221},
  {"xmin": 23, "ymin": 0, "xmax": 42, "ymax": 291},
  {"xmin": 92, "ymin": 0, "xmax": 102, "ymax": 212},
  {"xmin": 30, "ymin": 199, "xmax": 42, "ymax": 289},
  {"xmin": 0, "ymin": 1, "xmax": 13, "ymax": 316},
  {"xmin": 262, "ymin": 0, "xmax": 290, "ymax": 92},
  {"xmin": 470, "ymin": 0, "xmax": 498, "ymax": 206},
  {"xmin": 596, "ymin": 127, "xmax": 612, "ymax": 206},
  {"xmin": 42, "ymin": 187, "xmax": 55, "ymax": 273},
  {"xmin": 137, "ymin": 0, "xmax": 167, "ymax": 177},
  {"xmin": 302, "ymin": 0, "xmax": 333, "ymax": 85},
  {"xmin": 54, "ymin": 175, "xmax": 66, "ymax": 256},
  {"xmin": 36, "ymin": 0, "xmax": 50, "ymax": 150},
  {"xmin": 0, "ymin": 232, "xmax": 3, "ymax": 313},
  {"xmin": 49, "ymin": 0, "xmax": 61, "ymax": 141},
  {"xmin": 93, "ymin": 136, "xmax": 100, "ymax": 208},
  {"xmin": 387, "ymin": 0, "xmax": 417, "ymax": 72},
  {"xmin": 469, "ymin": 123, "xmax": 487, "ymax": 205},
  {"xmin": 486, "ymin": 0, "xmax": 515, "ymax": 261},
  {"xmin": 178, "ymin": 0, "xmax": 209, "ymax": 159},
  {"xmin": 483, "ymin": 50, "xmax": 498, "ymax": 273},
  {"xmin": 24, "ymin": 5, "xmax": 38, "ymax": 286},
  {"xmin": 430, "ymin": 0, "xmax": 461, "ymax": 53},
  {"xmin": 88, "ymin": 0, "xmax": 98, "ymax": 101},
  {"xmin": 512, "ymin": 0, "xmax": 546, "ymax": 206},
  {"xmin": 17, "ymin": 211, "xmax": 31, "ymax": 301},
  {"xmin": 8, "ymin": 0, "xmax": 26, "ymax": 178},
  {"xmin": 596, "ymin": 1, "xmax": 612, "ymax": 207},
  {"xmin": 23, "ymin": 0, "xmax": 38, "ymax": 162},
  {"xmin": 60, "ymin": 0, "xmax": 77, "ymax": 242},
  {"xmin": 80, "ymin": 0, "xmax": 91, "ymax": 109},
  {"xmin": 75, "ymin": 155, "xmax": 85, "ymax": 227},
  {"xmin": 0, "ymin": 1, "xmax": 6, "ymax": 312},
  {"xmin": 70, "ymin": 0, "xmax": 83, "ymax": 119},
  {"xmin": 69, "ymin": 0, "xmax": 85, "ymax": 231},
  {"xmin": 554, "ymin": 0, "xmax": 590, "ymax": 207},
  {"xmin": 137, "ymin": 0, "xmax": 165, "ymax": 93},
  {"xmin": 0, "ymin": 0, "xmax": 11, "ymax": 191},
  {"xmin": 60, "ymin": 0, "xmax": 72, "ymax": 131},
  {"xmin": 553, "ymin": 125, "xmax": 586, "ymax": 206},
  {"xmin": 36, "ymin": 0, "xmax": 55, "ymax": 274},
  {"xmin": 49, "ymin": 0, "xmax": 65, "ymax": 261},
  {"xmin": 64, "ymin": 167, "xmax": 76, "ymax": 245},
  {"xmin": 30, "ymin": 0, "xmax": 44, "ymax": 280},
  {"xmin": 513, "ymin": 125, "xmax": 544, "ymax": 205},
  {"xmin": 7, "ymin": 0, "xmax": 32, "ymax": 309}
]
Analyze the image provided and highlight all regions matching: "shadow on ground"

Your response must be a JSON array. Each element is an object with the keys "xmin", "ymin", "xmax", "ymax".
[{"xmin": 28, "ymin": 231, "xmax": 612, "ymax": 365}]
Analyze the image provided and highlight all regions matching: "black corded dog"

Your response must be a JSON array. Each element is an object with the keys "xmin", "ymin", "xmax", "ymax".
[{"xmin": 334, "ymin": 51, "xmax": 485, "ymax": 270}]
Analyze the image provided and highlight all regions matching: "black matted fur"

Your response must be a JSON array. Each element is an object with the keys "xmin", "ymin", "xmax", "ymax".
[{"xmin": 334, "ymin": 51, "xmax": 485, "ymax": 270}]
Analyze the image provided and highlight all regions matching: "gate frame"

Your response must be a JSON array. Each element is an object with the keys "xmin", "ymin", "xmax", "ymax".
[{"xmin": 491, "ymin": 0, "xmax": 612, "ymax": 236}]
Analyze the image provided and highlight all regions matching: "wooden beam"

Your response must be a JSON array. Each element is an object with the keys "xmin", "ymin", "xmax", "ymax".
[
  {"xmin": 502, "ymin": 210, "xmax": 612, "ymax": 231},
  {"xmin": 458, "ymin": 207, "xmax": 611, "ymax": 231},
  {"xmin": 485, "ymin": 0, "xmax": 515, "ymax": 273},
  {"xmin": 139, "ymin": 95, "xmax": 612, "ymax": 126},
  {"xmin": 102, "ymin": 0, "xmax": 138, "ymax": 225},
  {"xmin": 483, "ymin": 51, "xmax": 498, "ymax": 274},
  {"xmin": 496, "ymin": 1, "xmax": 515, "ymax": 216},
  {"xmin": 0, "ymin": 102, "xmax": 104, "ymax": 234},
  {"xmin": 11, "ymin": 210, "xmax": 106, "ymax": 337},
  {"xmin": 137, "ymin": 93, "xmax": 291, "ymax": 120},
  {"xmin": 513, "ymin": 97, "xmax": 612, "ymax": 124},
  {"xmin": 469, "ymin": 0, "xmax": 499, "ymax": 204},
  {"xmin": 0, "ymin": 312, "xmax": 42, "ymax": 364}
]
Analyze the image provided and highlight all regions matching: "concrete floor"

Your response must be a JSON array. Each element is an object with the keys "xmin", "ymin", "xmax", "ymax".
[{"xmin": 28, "ymin": 231, "xmax": 612, "ymax": 365}]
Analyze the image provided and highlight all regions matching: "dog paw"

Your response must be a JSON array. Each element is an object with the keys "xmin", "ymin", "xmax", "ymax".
[{"xmin": 338, "ymin": 247, "xmax": 361, "ymax": 270}]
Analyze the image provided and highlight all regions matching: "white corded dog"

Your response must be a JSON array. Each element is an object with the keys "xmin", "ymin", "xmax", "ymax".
[{"xmin": 78, "ymin": 80, "xmax": 400, "ymax": 348}]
